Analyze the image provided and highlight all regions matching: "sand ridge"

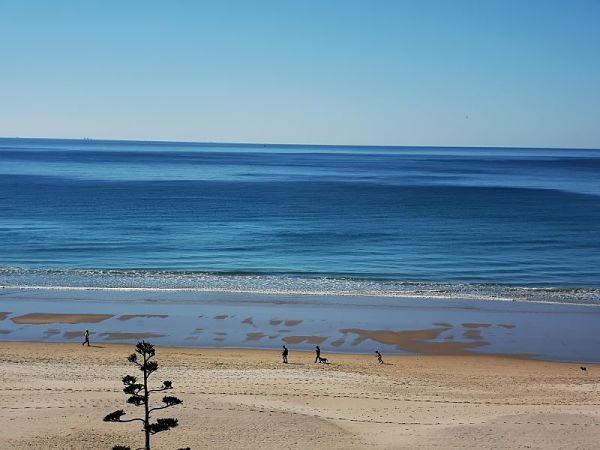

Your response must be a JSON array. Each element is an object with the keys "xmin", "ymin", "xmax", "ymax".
[
  {"xmin": 116, "ymin": 314, "xmax": 169, "ymax": 321},
  {"xmin": 11, "ymin": 313, "xmax": 114, "ymax": 325},
  {"xmin": 340, "ymin": 327, "xmax": 489, "ymax": 354}
]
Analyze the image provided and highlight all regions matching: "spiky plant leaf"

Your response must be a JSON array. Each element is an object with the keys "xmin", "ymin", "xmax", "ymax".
[
  {"xmin": 162, "ymin": 395, "xmax": 182, "ymax": 407},
  {"xmin": 142, "ymin": 361, "xmax": 158, "ymax": 373},
  {"xmin": 148, "ymin": 417, "xmax": 178, "ymax": 434},
  {"xmin": 135, "ymin": 341, "xmax": 155, "ymax": 358},
  {"xmin": 122, "ymin": 374, "xmax": 137, "ymax": 385},
  {"xmin": 104, "ymin": 409, "xmax": 126, "ymax": 422},
  {"xmin": 123, "ymin": 383, "xmax": 143, "ymax": 395},
  {"xmin": 127, "ymin": 395, "xmax": 145, "ymax": 406}
]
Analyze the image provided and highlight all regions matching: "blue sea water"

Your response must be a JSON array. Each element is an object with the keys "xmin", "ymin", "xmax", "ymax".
[{"xmin": 1, "ymin": 138, "xmax": 599, "ymax": 304}]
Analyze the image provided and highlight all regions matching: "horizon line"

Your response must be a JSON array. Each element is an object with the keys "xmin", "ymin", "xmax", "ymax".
[{"xmin": 1, "ymin": 135, "xmax": 599, "ymax": 152}]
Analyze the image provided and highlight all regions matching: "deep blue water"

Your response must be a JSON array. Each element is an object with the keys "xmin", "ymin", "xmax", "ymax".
[{"xmin": 1, "ymin": 138, "xmax": 599, "ymax": 304}]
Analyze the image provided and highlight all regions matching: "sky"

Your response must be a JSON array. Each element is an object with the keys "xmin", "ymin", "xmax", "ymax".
[{"xmin": 0, "ymin": 0, "xmax": 599, "ymax": 148}]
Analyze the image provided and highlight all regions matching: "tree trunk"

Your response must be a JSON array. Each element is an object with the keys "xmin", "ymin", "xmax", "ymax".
[{"xmin": 143, "ymin": 352, "xmax": 150, "ymax": 450}]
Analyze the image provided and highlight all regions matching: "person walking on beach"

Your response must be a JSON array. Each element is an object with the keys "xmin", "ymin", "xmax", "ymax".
[
  {"xmin": 375, "ymin": 350, "xmax": 383, "ymax": 364},
  {"xmin": 82, "ymin": 329, "xmax": 90, "ymax": 347},
  {"xmin": 282, "ymin": 345, "xmax": 289, "ymax": 364},
  {"xmin": 314, "ymin": 345, "xmax": 321, "ymax": 363}
]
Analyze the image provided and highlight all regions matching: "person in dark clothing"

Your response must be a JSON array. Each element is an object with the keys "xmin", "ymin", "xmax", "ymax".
[
  {"xmin": 375, "ymin": 350, "xmax": 383, "ymax": 364},
  {"xmin": 282, "ymin": 345, "xmax": 289, "ymax": 363},
  {"xmin": 314, "ymin": 345, "xmax": 321, "ymax": 363},
  {"xmin": 82, "ymin": 329, "xmax": 90, "ymax": 347}
]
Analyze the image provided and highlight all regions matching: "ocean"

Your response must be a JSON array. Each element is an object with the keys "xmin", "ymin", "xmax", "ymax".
[{"xmin": 1, "ymin": 138, "xmax": 599, "ymax": 305}]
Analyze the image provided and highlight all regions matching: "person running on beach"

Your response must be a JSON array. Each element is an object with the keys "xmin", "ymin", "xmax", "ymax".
[
  {"xmin": 314, "ymin": 345, "xmax": 321, "ymax": 363},
  {"xmin": 375, "ymin": 350, "xmax": 383, "ymax": 364},
  {"xmin": 282, "ymin": 345, "xmax": 289, "ymax": 364},
  {"xmin": 82, "ymin": 329, "xmax": 90, "ymax": 347}
]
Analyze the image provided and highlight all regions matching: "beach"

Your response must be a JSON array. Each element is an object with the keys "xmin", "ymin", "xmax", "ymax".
[
  {"xmin": 1, "ymin": 342, "xmax": 599, "ymax": 449},
  {"xmin": 3, "ymin": 290, "xmax": 600, "ymax": 448},
  {"xmin": 3, "ymin": 284, "xmax": 600, "ymax": 449},
  {"xmin": 2, "ymin": 140, "xmax": 600, "ymax": 448},
  {"xmin": 3, "ymin": 0, "xmax": 600, "ymax": 445},
  {"xmin": 2, "ymin": 288, "xmax": 600, "ymax": 362}
]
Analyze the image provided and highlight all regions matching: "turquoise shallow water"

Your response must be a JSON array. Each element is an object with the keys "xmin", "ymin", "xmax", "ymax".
[{"xmin": 1, "ymin": 138, "xmax": 599, "ymax": 304}]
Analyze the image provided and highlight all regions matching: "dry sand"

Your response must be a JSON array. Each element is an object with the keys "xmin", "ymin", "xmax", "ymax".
[{"xmin": 1, "ymin": 342, "xmax": 599, "ymax": 449}]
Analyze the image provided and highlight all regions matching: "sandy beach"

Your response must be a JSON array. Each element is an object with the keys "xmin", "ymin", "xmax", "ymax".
[
  {"xmin": 1, "ymin": 342, "xmax": 599, "ymax": 449},
  {"xmin": 3, "ymin": 1, "xmax": 600, "ymax": 448}
]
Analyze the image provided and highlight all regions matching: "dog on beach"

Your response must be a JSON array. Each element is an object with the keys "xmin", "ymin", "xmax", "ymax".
[
  {"xmin": 318, "ymin": 356, "xmax": 328, "ymax": 364},
  {"xmin": 580, "ymin": 366, "xmax": 587, "ymax": 372}
]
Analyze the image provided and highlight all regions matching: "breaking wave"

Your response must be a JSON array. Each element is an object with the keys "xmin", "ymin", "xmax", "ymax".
[{"xmin": 1, "ymin": 267, "xmax": 599, "ymax": 306}]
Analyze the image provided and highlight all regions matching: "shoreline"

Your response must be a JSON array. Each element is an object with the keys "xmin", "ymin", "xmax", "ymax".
[
  {"xmin": 2, "ymin": 288, "xmax": 600, "ymax": 363},
  {"xmin": 3, "ymin": 283, "xmax": 600, "ymax": 307}
]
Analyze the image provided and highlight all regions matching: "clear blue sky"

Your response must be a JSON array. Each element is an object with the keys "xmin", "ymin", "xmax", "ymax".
[{"xmin": 1, "ymin": 0, "xmax": 599, "ymax": 148}]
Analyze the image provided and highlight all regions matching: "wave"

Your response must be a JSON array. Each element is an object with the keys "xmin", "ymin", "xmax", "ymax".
[{"xmin": 1, "ymin": 267, "xmax": 599, "ymax": 306}]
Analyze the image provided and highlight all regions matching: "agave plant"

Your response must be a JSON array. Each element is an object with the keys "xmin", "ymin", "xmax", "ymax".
[{"xmin": 104, "ymin": 341, "xmax": 183, "ymax": 450}]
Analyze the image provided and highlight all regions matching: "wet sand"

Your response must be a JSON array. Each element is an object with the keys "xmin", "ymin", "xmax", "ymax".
[
  {"xmin": 1, "ymin": 342, "xmax": 599, "ymax": 449},
  {"xmin": 1, "ymin": 288, "xmax": 600, "ymax": 362},
  {"xmin": 340, "ymin": 327, "xmax": 488, "ymax": 355},
  {"xmin": 117, "ymin": 314, "xmax": 168, "ymax": 321},
  {"xmin": 98, "ymin": 332, "xmax": 168, "ymax": 341},
  {"xmin": 10, "ymin": 313, "xmax": 114, "ymax": 325},
  {"xmin": 245, "ymin": 332, "xmax": 266, "ymax": 341},
  {"xmin": 283, "ymin": 335, "xmax": 329, "ymax": 345}
]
